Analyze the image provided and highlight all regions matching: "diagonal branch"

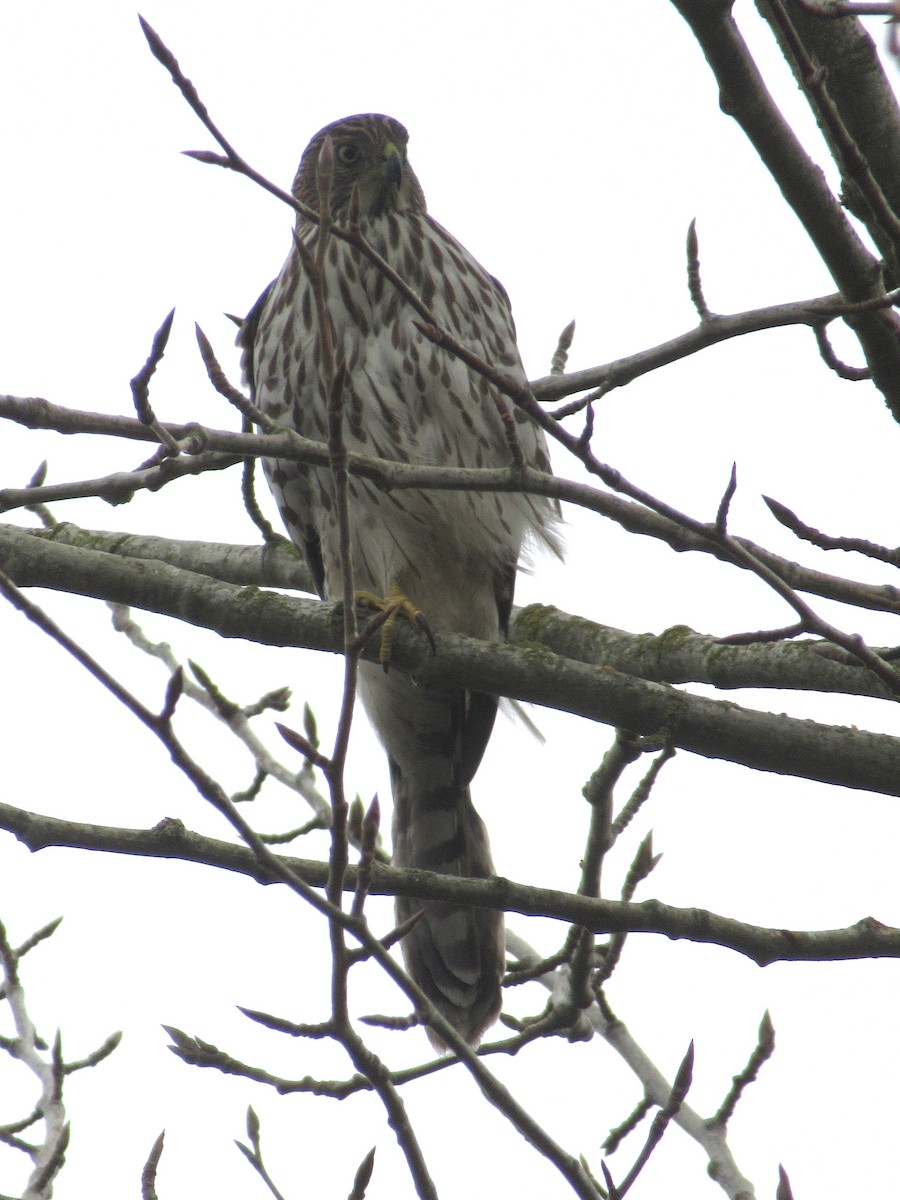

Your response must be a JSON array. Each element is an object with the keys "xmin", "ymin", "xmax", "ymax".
[
  {"xmin": 0, "ymin": 557, "xmax": 604, "ymax": 1200},
  {"xmin": 757, "ymin": 0, "xmax": 900, "ymax": 276},
  {"xmin": 670, "ymin": 0, "xmax": 900, "ymax": 414},
  {"xmin": 531, "ymin": 289, "xmax": 897, "ymax": 404}
]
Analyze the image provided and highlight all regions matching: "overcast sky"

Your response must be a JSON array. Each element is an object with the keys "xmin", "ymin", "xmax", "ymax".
[{"xmin": 2, "ymin": 3, "xmax": 900, "ymax": 1198}]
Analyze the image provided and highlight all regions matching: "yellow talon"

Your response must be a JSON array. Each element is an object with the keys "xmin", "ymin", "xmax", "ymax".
[{"xmin": 356, "ymin": 587, "xmax": 435, "ymax": 668}]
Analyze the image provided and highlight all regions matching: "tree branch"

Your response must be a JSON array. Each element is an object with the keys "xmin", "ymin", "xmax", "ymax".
[
  {"xmin": 5, "ymin": 524, "xmax": 900, "ymax": 794},
  {"xmin": 530, "ymin": 288, "xmax": 897, "ymax": 403},
  {"xmin": 1, "ymin": 804, "xmax": 898, "ymax": 967},
  {"xmin": 756, "ymin": 0, "xmax": 900, "ymax": 279},
  {"xmin": 670, "ymin": 0, "xmax": 900, "ymax": 414},
  {"xmin": 516, "ymin": 605, "xmax": 900, "ymax": 700},
  {"xmin": 17, "ymin": 523, "xmax": 898, "ymax": 697}
]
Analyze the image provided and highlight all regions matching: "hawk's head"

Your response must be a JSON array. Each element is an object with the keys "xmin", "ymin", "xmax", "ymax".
[{"xmin": 292, "ymin": 114, "xmax": 427, "ymax": 220}]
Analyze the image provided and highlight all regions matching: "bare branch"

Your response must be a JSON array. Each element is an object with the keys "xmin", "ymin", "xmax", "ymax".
[
  {"xmin": 716, "ymin": 464, "xmax": 738, "ymax": 534},
  {"xmin": 15, "ymin": 493, "xmax": 900, "ymax": 630},
  {"xmin": 611, "ymin": 1043, "xmax": 694, "ymax": 1198},
  {"xmin": 130, "ymin": 309, "xmax": 181, "ymax": 456},
  {"xmin": 2, "ymin": 798, "xmax": 900, "ymax": 967},
  {"xmin": 505, "ymin": 931, "xmax": 755, "ymax": 1200},
  {"xmin": 712, "ymin": 1011, "xmax": 777, "ymax": 1126},
  {"xmin": 671, "ymin": 0, "xmax": 900, "ymax": 413},
  {"xmin": 141, "ymin": 1131, "xmax": 165, "ymax": 1200},
  {"xmin": 551, "ymin": 320, "xmax": 576, "ymax": 375},
  {"xmin": 530, "ymin": 288, "xmax": 899, "ymax": 404},
  {"xmin": 0, "ymin": 919, "xmax": 114, "ymax": 1199},
  {"xmin": 686, "ymin": 218, "xmax": 711, "ymax": 319},
  {"xmin": 765, "ymin": 493, "xmax": 900, "ymax": 566},
  {"xmin": 6, "ymin": 530, "xmax": 900, "ymax": 791}
]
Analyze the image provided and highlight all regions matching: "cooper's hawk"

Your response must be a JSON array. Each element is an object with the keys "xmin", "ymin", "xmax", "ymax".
[{"xmin": 241, "ymin": 114, "xmax": 560, "ymax": 1047}]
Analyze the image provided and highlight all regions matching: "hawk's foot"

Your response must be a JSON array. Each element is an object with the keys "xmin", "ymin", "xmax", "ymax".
[{"xmin": 356, "ymin": 587, "xmax": 436, "ymax": 669}]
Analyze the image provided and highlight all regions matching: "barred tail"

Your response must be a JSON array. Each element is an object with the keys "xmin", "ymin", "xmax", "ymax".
[
  {"xmin": 358, "ymin": 661, "xmax": 503, "ymax": 1047},
  {"xmin": 391, "ymin": 764, "xmax": 504, "ymax": 1048}
]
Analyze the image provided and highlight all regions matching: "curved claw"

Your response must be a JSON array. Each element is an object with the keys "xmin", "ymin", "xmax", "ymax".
[
  {"xmin": 413, "ymin": 611, "xmax": 437, "ymax": 657},
  {"xmin": 355, "ymin": 587, "xmax": 435, "ymax": 670}
]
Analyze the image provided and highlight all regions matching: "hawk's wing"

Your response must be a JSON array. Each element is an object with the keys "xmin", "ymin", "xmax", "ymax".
[{"xmin": 238, "ymin": 282, "xmax": 326, "ymax": 600}]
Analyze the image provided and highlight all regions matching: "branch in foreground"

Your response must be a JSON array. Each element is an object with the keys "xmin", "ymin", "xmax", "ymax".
[
  {"xmin": 29, "ymin": 522, "xmax": 313, "ymax": 593},
  {"xmin": 8, "ymin": 389, "xmax": 900, "ymax": 699},
  {"xmin": 2, "ymin": 805, "xmax": 898, "ymax": 967},
  {"xmin": 16, "ymin": 489, "xmax": 900, "ymax": 625},
  {"xmin": 6, "ymin": 393, "xmax": 900, "ymax": 623},
  {"xmin": 209, "ymin": 927, "xmax": 759, "ymax": 1200},
  {"xmin": 4, "ymin": 524, "xmax": 900, "ymax": 796},
  {"xmin": 516, "ymin": 605, "xmax": 900, "ymax": 700},
  {"xmin": 2, "ymin": 555, "xmax": 601, "ymax": 1198}
]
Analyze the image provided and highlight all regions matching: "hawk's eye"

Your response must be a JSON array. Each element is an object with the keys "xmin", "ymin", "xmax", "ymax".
[{"xmin": 336, "ymin": 144, "xmax": 361, "ymax": 166}]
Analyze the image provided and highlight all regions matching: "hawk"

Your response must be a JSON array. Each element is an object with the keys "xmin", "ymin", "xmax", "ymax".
[{"xmin": 241, "ymin": 114, "xmax": 560, "ymax": 1047}]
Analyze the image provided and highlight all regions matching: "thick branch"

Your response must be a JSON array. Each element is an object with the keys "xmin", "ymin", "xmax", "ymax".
[
  {"xmin": 3, "ymin": 525, "xmax": 900, "ymax": 796},
  {"xmin": 756, "ymin": 0, "xmax": 900, "ymax": 277},
  {"xmin": 671, "ymin": 0, "xmax": 900, "ymax": 413},
  {"xmin": 32, "ymin": 522, "xmax": 313, "ymax": 594},
  {"xmin": 13, "ymin": 525, "xmax": 898, "ymax": 701},
  {"xmin": 26, "ymin": 521, "xmax": 900, "ymax": 656},
  {"xmin": 516, "ymin": 606, "xmax": 898, "ymax": 700}
]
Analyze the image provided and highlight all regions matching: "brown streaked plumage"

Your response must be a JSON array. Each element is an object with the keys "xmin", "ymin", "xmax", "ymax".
[{"xmin": 241, "ymin": 114, "xmax": 560, "ymax": 1048}]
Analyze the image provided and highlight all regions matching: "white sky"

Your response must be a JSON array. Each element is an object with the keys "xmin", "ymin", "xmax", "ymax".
[{"xmin": 2, "ymin": 2, "xmax": 900, "ymax": 1197}]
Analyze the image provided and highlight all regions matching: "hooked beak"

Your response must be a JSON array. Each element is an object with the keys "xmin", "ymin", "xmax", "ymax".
[{"xmin": 382, "ymin": 141, "xmax": 403, "ymax": 187}]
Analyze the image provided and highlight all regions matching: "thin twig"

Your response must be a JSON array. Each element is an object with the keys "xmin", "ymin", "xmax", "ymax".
[
  {"xmin": 716, "ymin": 464, "xmax": 738, "ymax": 534},
  {"xmin": 0, "ymin": 920, "xmax": 71, "ymax": 1199},
  {"xmin": 551, "ymin": 320, "xmax": 576, "ymax": 375},
  {"xmin": 812, "ymin": 322, "xmax": 870, "ymax": 379},
  {"xmin": 130, "ymin": 309, "xmax": 181, "ymax": 455},
  {"xmin": 686, "ymin": 219, "xmax": 711, "ymax": 319},
  {"xmin": 609, "ymin": 1043, "xmax": 694, "ymax": 1198},
  {"xmin": 711, "ymin": 1010, "xmax": 776, "ymax": 1126},
  {"xmin": 764, "ymin": 494, "xmax": 900, "ymax": 566},
  {"xmin": 0, "ymin": 564, "xmax": 604, "ymax": 1198}
]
